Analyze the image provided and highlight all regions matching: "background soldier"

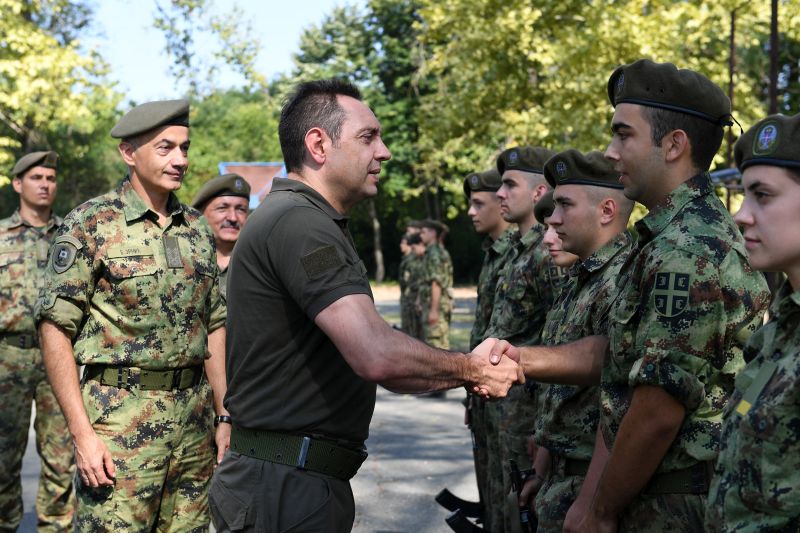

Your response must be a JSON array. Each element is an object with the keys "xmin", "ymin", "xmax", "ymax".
[
  {"xmin": 463, "ymin": 167, "xmax": 514, "ymax": 517},
  {"xmin": 36, "ymin": 99, "xmax": 230, "ymax": 531},
  {"xmin": 418, "ymin": 219, "xmax": 453, "ymax": 351},
  {"xmin": 0, "ymin": 151, "xmax": 75, "ymax": 532},
  {"xmin": 483, "ymin": 145, "xmax": 560, "ymax": 532},
  {"xmin": 527, "ymin": 150, "xmax": 634, "ymax": 532},
  {"xmin": 488, "ymin": 59, "xmax": 771, "ymax": 532},
  {"xmin": 191, "ymin": 172, "xmax": 251, "ymax": 298},
  {"xmin": 399, "ymin": 232, "xmax": 425, "ymax": 338},
  {"xmin": 707, "ymin": 113, "xmax": 800, "ymax": 532}
]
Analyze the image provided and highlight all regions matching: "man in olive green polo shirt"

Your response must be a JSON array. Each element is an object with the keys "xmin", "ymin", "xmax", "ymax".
[
  {"xmin": 0, "ymin": 151, "xmax": 75, "ymax": 532},
  {"xmin": 191, "ymin": 173, "xmax": 251, "ymax": 298},
  {"xmin": 212, "ymin": 78, "xmax": 521, "ymax": 532},
  {"xmin": 36, "ymin": 99, "xmax": 230, "ymax": 531}
]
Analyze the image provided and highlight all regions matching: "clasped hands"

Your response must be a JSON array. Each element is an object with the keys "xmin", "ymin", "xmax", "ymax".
[{"xmin": 467, "ymin": 337, "xmax": 523, "ymax": 399}]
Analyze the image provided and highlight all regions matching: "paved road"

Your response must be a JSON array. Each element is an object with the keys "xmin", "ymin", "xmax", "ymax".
[{"xmin": 19, "ymin": 293, "xmax": 481, "ymax": 531}]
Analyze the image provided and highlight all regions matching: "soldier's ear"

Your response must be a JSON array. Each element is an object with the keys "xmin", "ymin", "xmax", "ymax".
[
  {"xmin": 11, "ymin": 176, "xmax": 23, "ymax": 194},
  {"xmin": 118, "ymin": 141, "xmax": 137, "ymax": 166},
  {"xmin": 598, "ymin": 197, "xmax": 616, "ymax": 226}
]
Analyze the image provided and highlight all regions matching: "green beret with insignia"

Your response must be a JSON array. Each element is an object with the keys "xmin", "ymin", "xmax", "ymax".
[
  {"xmin": 735, "ymin": 113, "xmax": 800, "ymax": 171},
  {"xmin": 12, "ymin": 151, "xmax": 58, "ymax": 177},
  {"xmin": 463, "ymin": 168, "xmax": 503, "ymax": 198},
  {"xmin": 497, "ymin": 146, "xmax": 555, "ymax": 175},
  {"xmin": 111, "ymin": 99, "xmax": 190, "ymax": 139},
  {"xmin": 191, "ymin": 173, "xmax": 251, "ymax": 209},
  {"xmin": 534, "ymin": 190, "xmax": 556, "ymax": 225},
  {"xmin": 544, "ymin": 149, "xmax": 622, "ymax": 190},
  {"xmin": 608, "ymin": 59, "xmax": 732, "ymax": 127}
]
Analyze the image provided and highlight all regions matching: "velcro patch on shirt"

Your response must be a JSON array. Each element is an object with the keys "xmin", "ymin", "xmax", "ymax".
[
  {"xmin": 51, "ymin": 235, "xmax": 82, "ymax": 274},
  {"xmin": 653, "ymin": 272, "xmax": 690, "ymax": 317},
  {"xmin": 301, "ymin": 245, "xmax": 344, "ymax": 279}
]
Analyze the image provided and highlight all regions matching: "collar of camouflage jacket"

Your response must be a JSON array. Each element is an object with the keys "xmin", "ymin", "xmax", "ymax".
[
  {"xmin": 635, "ymin": 172, "xmax": 713, "ymax": 244},
  {"xmin": 119, "ymin": 176, "xmax": 184, "ymax": 224}
]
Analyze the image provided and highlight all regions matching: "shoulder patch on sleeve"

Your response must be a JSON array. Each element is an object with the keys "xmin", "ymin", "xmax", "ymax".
[
  {"xmin": 301, "ymin": 245, "xmax": 344, "ymax": 279},
  {"xmin": 653, "ymin": 272, "xmax": 690, "ymax": 317},
  {"xmin": 51, "ymin": 235, "xmax": 82, "ymax": 274}
]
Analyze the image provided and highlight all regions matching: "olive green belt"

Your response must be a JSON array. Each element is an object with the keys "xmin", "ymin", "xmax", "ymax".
[
  {"xmin": 0, "ymin": 332, "xmax": 38, "ymax": 349},
  {"xmin": 230, "ymin": 426, "xmax": 368, "ymax": 481},
  {"xmin": 83, "ymin": 364, "xmax": 204, "ymax": 391},
  {"xmin": 551, "ymin": 453, "xmax": 591, "ymax": 478},
  {"xmin": 644, "ymin": 461, "xmax": 713, "ymax": 495}
]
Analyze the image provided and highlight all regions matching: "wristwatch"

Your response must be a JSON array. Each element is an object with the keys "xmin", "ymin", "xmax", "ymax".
[{"xmin": 214, "ymin": 415, "xmax": 233, "ymax": 427}]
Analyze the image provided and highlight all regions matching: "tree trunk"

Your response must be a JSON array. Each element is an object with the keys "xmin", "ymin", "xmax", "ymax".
[{"xmin": 367, "ymin": 199, "xmax": 385, "ymax": 282}]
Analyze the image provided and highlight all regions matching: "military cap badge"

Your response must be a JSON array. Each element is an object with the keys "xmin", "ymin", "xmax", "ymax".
[
  {"xmin": 470, "ymin": 174, "xmax": 479, "ymax": 187},
  {"xmin": 509, "ymin": 150, "xmax": 519, "ymax": 164},
  {"xmin": 556, "ymin": 161, "xmax": 567, "ymax": 178},
  {"xmin": 753, "ymin": 122, "xmax": 779, "ymax": 155}
]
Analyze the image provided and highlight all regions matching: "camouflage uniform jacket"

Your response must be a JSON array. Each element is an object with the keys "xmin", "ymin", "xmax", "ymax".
[
  {"xmin": 469, "ymin": 227, "xmax": 515, "ymax": 350},
  {"xmin": 485, "ymin": 223, "xmax": 565, "ymax": 346},
  {"xmin": 419, "ymin": 243, "xmax": 453, "ymax": 310},
  {"xmin": 535, "ymin": 231, "xmax": 633, "ymax": 461},
  {"xmin": 399, "ymin": 253, "xmax": 424, "ymax": 306},
  {"xmin": 36, "ymin": 178, "xmax": 226, "ymax": 369},
  {"xmin": 602, "ymin": 173, "xmax": 770, "ymax": 473},
  {"xmin": 706, "ymin": 281, "xmax": 800, "ymax": 532},
  {"xmin": 0, "ymin": 210, "xmax": 62, "ymax": 334}
]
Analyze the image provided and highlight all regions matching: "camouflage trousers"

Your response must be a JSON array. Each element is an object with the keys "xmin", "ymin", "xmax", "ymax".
[
  {"xmin": 401, "ymin": 297, "xmax": 423, "ymax": 340},
  {"xmin": 468, "ymin": 395, "xmax": 489, "ymax": 509},
  {"xmin": 422, "ymin": 298, "xmax": 452, "ymax": 349},
  {"xmin": 534, "ymin": 469, "xmax": 583, "ymax": 532},
  {"xmin": 77, "ymin": 379, "xmax": 215, "ymax": 532},
  {"xmin": 484, "ymin": 383, "xmax": 537, "ymax": 532},
  {"xmin": 0, "ymin": 343, "xmax": 75, "ymax": 533},
  {"xmin": 618, "ymin": 492, "xmax": 706, "ymax": 532}
]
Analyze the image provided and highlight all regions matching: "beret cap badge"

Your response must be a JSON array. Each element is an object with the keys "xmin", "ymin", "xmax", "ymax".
[
  {"xmin": 753, "ymin": 122, "xmax": 779, "ymax": 155},
  {"xmin": 470, "ymin": 174, "xmax": 479, "ymax": 187},
  {"xmin": 556, "ymin": 161, "xmax": 567, "ymax": 178}
]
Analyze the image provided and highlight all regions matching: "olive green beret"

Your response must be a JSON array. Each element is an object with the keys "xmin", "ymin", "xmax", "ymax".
[
  {"xmin": 735, "ymin": 113, "xmax": 800, "ymax": 171},
  {"xmin": 12, "ymin": 151, "xmax": 58, "ymax": 177},
  {"xmin": 191, "ymin": 173, "xmax": 251, "ymax": 209},
  {"xmin": 534, "ymin": 190, "xmax": 556, "ymax": 225},
  {"xmin": 463, "ymin": 168, "xmax": 503, "ymax": 198},
  {"xmin": 544, "ymin": 149, "xmax": 622, "ymax": 190},
  {"xmin": 497, "ymin": 146, "xmax": 555, "ymax": 175},
  {"xmin": 111, "ymin": 99, "xmax": 190, "ymax": 139},
  {"xmin": 608, "ymin": 59, "xmax": 732, "ymax": 127}
]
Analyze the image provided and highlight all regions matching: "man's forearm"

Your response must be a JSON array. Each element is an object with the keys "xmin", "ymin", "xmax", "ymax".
[
  {"xmin": 204, "ymin": 326, "xmax": 228, "ymax": 415},
  {"xmin": 503, "ymin": 335, "xmax": 607, "ymax": 385},
  {"xmin": 430, "ymin": 282, "xmax": 441, "ymax": 314},
  {"xmin": 38, "ymin": 320, "xmax": 92, "ymax": 440},
  {"xmin": 589, "ymin": 385, "xmax": 685, "ymax": 520}
]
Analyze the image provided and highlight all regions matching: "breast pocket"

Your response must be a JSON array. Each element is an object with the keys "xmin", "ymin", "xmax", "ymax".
[{"xmin": 105, "ymin": 251, "xmax": 160, "ymax": 315}]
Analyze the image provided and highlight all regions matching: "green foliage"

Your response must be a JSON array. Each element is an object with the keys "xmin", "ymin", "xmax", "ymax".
[{"xmin": 0, "ymin": 0, "xmax": 122, "ymax": 217}]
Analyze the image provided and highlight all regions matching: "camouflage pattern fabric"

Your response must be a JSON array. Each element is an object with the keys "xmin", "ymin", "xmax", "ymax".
[
  {"xmin": 484, "ymin": 223, "xmax": 567, "ymax": 532},
  {"xmin": 469, "ymin": 227, "xmax": 515, "ymax": 350},
  {"xmin": 399, "ymin": 252, "xmax": 425, "ymax": 339},
  {"xmin": 36, "ymin": 178, "xmax": 226, "ymax": 530},
  {"xmin": 532, "ymin": 231, "xmax": 633, "ymax": 532},
  {"xmin": 76, "ymin": 381, "xmax": 214, "ymax": 531},
  {"xmin": 706, "ymin": 282, "xmax": 800, "ymax": 532},
  {"xmin": 219, "ymin": 265, "xmax": 228, "ymax": 300},
  {"xmin": 618, "ymin": 493, "xmax": 706, "ymax": 532},
  {"xmin": 0, "ymin": 210, "xmax": 75, "ymax": 532},
  {"xmin": 419, "ymin": 243, "xmax": 453, "ymax": 349},
  {"xmin": 602, "ymin": 174, "xmax": 770, "ymax": 527}
]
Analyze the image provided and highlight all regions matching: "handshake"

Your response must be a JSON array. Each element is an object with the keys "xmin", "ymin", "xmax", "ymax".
[{"xmin": 466, "ymin": 337, "xmax": 523, "ymax": 400}]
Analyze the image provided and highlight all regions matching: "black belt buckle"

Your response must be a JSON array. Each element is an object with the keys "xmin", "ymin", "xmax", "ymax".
[
  {"xmin": 116, "ymin": 367, "xmax": 136, "ymax": 390},
  {"xmin": 171, "ymin": 368, "xmax": 182, "ymax": 390},
  {"xmin": 690, "ymin": 463, "xmax": 710, "ymax": 493}
]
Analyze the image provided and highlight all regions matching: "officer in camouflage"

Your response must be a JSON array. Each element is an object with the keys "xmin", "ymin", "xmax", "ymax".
[
  {"xmin": 526, "ymin": 150, "xmax": 634, "ymax": 532},
  {"xmin": 418, "ymin": 219, "xmax": 453, "ymax": 350},
  {"xmin": 399, "ymin": 232, "xmax": 425, "ymax": 339},
  {"xmin": 36, "ymin": 99, "xmax": 230, "ymax": 531},
  {"xmin": 706, "ymin": 113, "xmax": 800, "ymax": 532},
  {"xmin": 191, "ymin": 172, "xmax": 251, "ymax": 299},
  {"xmin": 483, "ymin": 145, "xmax": 563, "ymax": 532},
  {"xmin": 486, "ymin": 59, "xmax": 771, "ymax": 532},
  {"xmin": 0, "ymin": 151, "xmax": 75, "ymax": 532},
  {"xmin": 463, "ymin": 167, "xmax": 514, "ymax": 517}
]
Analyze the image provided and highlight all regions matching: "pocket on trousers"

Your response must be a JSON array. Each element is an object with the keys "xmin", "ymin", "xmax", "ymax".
[
  {"xmin": 279, "ymin": 471, "xmax": 334, "ymax": 532},
  {"xmin": 209, "ymin": 452, "xmax": 256, "ymax": 531}
]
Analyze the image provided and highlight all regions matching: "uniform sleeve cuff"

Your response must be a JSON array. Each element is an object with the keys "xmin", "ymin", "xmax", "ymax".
[{"xmin": 628, "ymin": 353, "xmax": 707, "ymax": 411}]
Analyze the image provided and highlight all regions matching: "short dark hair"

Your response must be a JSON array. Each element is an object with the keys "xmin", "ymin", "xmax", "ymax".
[
  {"xmin": 279, "ymin": 79, "xmax": 363, "ymax": 173},
  {"xmin": 642, "ymin": 106, "xmax": 724, "ymax": 172}
]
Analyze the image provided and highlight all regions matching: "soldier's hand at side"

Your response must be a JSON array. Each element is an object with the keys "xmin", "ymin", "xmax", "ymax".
[
  {"xmin": 215, "ymin": 422, "xmax": 231, "ymax": 465},
  {"xmin": 74, "ymin": 431, "xmax": 115, "ymax": 488},
  {"xmin": 428, "ymin": 308, "xmax": 439, "ymax": 326}
]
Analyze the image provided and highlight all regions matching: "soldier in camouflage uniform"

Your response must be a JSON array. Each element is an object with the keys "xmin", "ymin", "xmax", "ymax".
[
  {"xmin": 400, "ymin": 233, "xmax": 426, "ymax": 339},
  {"xmin": 0, "ymin": 151, "xmax": 75, "ymax": 532},
  {"xmin": 35, "ymin": 100, "xmax": 230, "ymax": 531},
  {"xmin": 706, "ymin": 113, "xmax": 800, "ymax": 532},
  {"xmin": 418, "ymin": 219, "xmax": 453, "ymax": 350},
  {"xmin": 483, "ymin": 146, "xmax": 564, "ymax": 532},
  {"xmin": 191, "ymin": 173, "xmax": 251, "ymax": 299},
  {"xmin": 525, "ymin": 150, "xmax": 635, "ymax": 533},
  {"xmin": 486, "ymin": 60, "xmax": 770, "ymax": 532},
  {"xmin": 463, "ymin": 168, "xmax": 514, "ymax": 516}
]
